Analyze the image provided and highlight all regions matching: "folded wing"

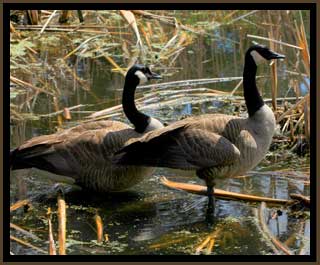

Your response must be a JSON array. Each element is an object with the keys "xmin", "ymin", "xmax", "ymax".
[{"xmin": 114, "ymin": 123, "xmax": 241, "ymax": 170}]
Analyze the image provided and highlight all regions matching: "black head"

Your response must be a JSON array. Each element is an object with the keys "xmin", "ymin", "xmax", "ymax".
[
  {"xmin": 247, "ymin": 44, "xmax": 285, "ymax": 65},
  {"xmin": 125, "ymin": 64, "xmax": 162, "ymax": 85}
]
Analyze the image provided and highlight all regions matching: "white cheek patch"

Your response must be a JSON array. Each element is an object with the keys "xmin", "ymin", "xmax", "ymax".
[
  {"xmin": 135, "ymin": 70, "xmax": 148, "ymax": 84},
  {"xmin": 250, "ymin": 50, "xmax": 267, "ymax": 65}
]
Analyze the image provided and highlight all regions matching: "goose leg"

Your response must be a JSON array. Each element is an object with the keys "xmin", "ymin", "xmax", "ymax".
[
  {"xmin": 196, "ymin": 168, "xmax": 216, "ymax": 222},
  {"xmin": 206, "ymin": 185, "xmax": 215, "ymax": 215}
]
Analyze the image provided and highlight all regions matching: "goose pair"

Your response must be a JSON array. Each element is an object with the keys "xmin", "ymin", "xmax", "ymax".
[
  {"xmin": 11, "ymin": 44, "xmax": 285, "ymax": 220},
  {"xmin": 114, "ymin": 44, "xmax": 285, "ymax": 217},
  {"xmin": 10, "ymin": 64, "xmax": 164, "ymax": 192}
]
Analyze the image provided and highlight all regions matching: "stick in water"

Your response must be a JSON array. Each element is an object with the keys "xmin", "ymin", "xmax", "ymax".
[{"xmin": 160, "ymin": 177, "xmax": 292, "ymax": 205}]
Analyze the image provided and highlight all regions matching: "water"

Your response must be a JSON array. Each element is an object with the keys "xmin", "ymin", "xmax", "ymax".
[{"xmin": 9, "ymin": 10, "xmax": 310, "ymax": 255}]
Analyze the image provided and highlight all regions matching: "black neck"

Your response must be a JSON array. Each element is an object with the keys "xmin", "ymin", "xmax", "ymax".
[
  {"xmin": 243, "ymin": 54, "xmax": 265, "ymax": 117},
  {"xmin": 122, "ymin": 77, "xmax": 150, "ymax": 133}
]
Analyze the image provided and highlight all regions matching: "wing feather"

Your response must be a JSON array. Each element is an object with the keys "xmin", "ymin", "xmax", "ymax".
[
  {"xmin": 114, "ymin": 125, "xmax": 241, "ymax": 170},
  {"xmin": 11, "ymin": 120, "xmax": 136, "ymax": 177}
]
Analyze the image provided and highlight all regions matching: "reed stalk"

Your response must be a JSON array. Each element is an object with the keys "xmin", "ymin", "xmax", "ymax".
[
  {"xmin": 247, "ymin": 34, "xmax": 303, "ymax": 50},
  {"xmin": 47, "ymin": 207, "xmax": 57, "ymax": 255},
  {"xmin": 94, "ymin": 213, "xmax": 104, "ymax": 243},
  {"xmin": 276, "ymin": 94, "xmax": 309, "ymax": 123},
  {"xmin": 258, "ymin": 202, "xmax": 293, "ymax": 255},
  {"xmin": 57, "ymin": 192, "xmax": 66, "ymax": 255}
]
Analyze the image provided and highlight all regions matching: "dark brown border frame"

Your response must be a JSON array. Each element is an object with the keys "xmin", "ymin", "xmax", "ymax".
[{"xmin": 1, "ymin": 2, "xmax": 318, "ymax": 265}]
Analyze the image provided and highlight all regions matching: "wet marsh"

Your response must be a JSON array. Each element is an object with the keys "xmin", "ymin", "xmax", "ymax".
[{"xmin": 9, "ymin": 10, "xmax": 310, "ymax": 256}]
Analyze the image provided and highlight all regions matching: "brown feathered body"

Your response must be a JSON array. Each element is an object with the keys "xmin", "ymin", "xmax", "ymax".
[
  {"xmin": 115, "ymin": 104, "xmax": 276, "ymax": 182},
  {"xmin": 11, "ymin": 120, "xmax": 154, "ymax": 192}
]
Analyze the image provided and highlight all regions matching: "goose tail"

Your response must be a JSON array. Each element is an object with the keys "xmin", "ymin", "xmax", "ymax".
[
  {"xmin": 10, "ymin": 148, "xmax": 18, "ymax": 169},
  {"xmin": 10, "ymin": 147, "xmax": 34, "ymax": 170}
]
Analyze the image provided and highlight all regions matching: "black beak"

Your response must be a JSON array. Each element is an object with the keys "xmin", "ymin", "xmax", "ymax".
[
  {"xmin": 268, "ymin": 50, "xmax": 285, "ymax": 60},
  {"xmin": 146, "ymin": 72, "xmax": 162, "ymax": 80}
]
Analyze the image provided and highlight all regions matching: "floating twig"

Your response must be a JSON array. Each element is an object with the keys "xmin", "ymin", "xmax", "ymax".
[
  {"xmin": 138, "ymin": 76, "xmax": 248, "ymax": 90},
  {"xmin": 10, "ymin": 235, "xmax": 47, "ymax": 254},
  {"xmin": 10, "ymin": 223, "xmax": 41, "ymax": 241},
  {"xmin": 10, "ymin": 199, "xmax": 31, "ymax": 212},
  {"xmin": 160, "ymin": 177, "xmax": 292, "ymax": 205},
  {"xmin": 40, "ymin": 10, "xmax": 58, "ymax": 34},
  {"xmin": 264, "ymin": 96, "xmax": 304, "ymax": 104},
  {"xmin": 195, "ymin": 227, "xmax": 222, "ymax": 255},
  {"xmin": 289, "ymin": 193, "xmax": 310, "ymax": 207},
  {"xmin": 195, "ymin": 236, "xmax": 211, "ymax": 254},
  {"xmin": 87, "ymin": 104, "xmax": 123, "ymax": 119}
]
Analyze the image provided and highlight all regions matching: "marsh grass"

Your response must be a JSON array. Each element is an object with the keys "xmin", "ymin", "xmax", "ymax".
[
  {"xmin": 9, "ymin": 10, "xmax": 311, "ymax": 255},
  {"xmin": 11, "ymin": 10, "xmax": 310, "ymax": 148}
]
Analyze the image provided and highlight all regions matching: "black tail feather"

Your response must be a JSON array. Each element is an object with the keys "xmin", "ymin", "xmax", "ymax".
[
  {"xmin": 10, "ymin": 147, "xmax": 33, "ymax": 170},
  {"xmin": 10, "ymin": 148, "xmax": 17, "ymax": 169}
]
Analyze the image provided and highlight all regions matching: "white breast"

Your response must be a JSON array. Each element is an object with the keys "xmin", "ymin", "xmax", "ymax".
[
  {"xmin": 246, "ymin": 104, "xmax": 276, "ymax": 164},
  {"xmin": 144, "ymin": 117, "xmax": 164, "ymax": 132},
  {"xmin": 250, "ymin": 104, "xmax": 276, "ymax": 136},
  {"xmin": 228, "ymin": 104, "xmax": 276, "ymax": 176}
]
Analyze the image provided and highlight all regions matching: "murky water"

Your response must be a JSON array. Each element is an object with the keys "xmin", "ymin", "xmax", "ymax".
[{"xmin": 10, "ymin": 10, "xmax": 310, "ymax": 255}]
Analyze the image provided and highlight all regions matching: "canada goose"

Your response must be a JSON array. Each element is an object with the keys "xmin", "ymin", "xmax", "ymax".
[
  {"xmin": 10, "ymin": 64, "xmax": 164, "ymax": 192},
  {"xmin": 114, "ymin": 45, "xmax": 285, "ymax": 217}
]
